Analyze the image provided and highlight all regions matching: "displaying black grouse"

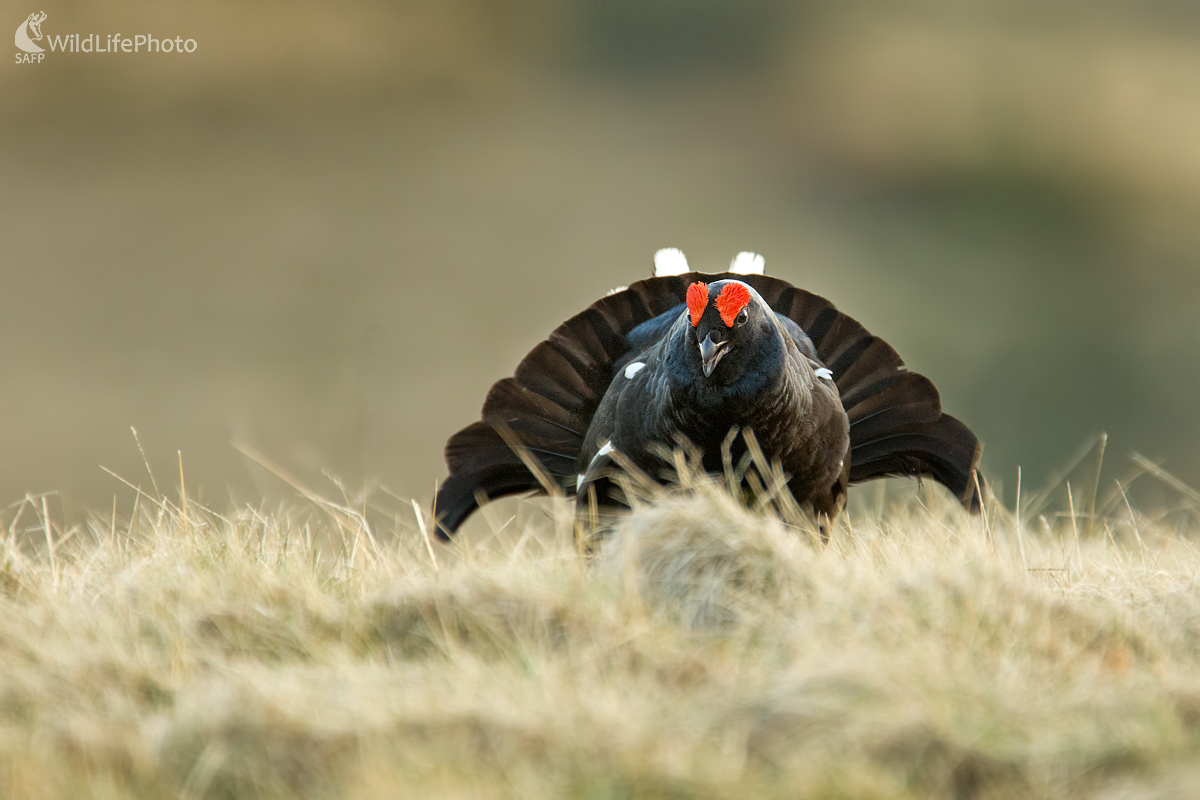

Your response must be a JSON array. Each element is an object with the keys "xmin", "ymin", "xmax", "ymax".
[{"xmin": 434, "ymin": 250, "xmax": 984, "ymax": 538}]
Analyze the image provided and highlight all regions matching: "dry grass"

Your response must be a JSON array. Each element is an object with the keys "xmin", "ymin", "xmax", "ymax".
[{"xmin": 2, "ymin": 474, "xmax": 1200, "ymax": 800}]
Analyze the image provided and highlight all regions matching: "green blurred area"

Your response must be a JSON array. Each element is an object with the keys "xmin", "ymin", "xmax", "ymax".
[{"xmin": 3, "ymin": 0, "xmax": 1199, "ymax": 517}]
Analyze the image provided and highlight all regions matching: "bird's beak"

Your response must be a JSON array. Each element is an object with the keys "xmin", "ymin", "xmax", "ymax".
[{"xmin": 698, "ymin": 333, "xmax": 731, "ymax": 378}]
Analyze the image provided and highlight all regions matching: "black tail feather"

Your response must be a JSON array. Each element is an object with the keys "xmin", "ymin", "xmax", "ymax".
[
  {"xmin": 482, "ymin": 380, "xmax": 586, "ymax": 452},
  {"xmin": 436, "ymin": 417, "xmax": 578, "ymax": 539},
  {"xmin": 434, "ymin": 463, "xmax": 545, "ymax": 540},
  {"xmin": 849, "ymin": 414, "xmax": 985, "ymax": 511},
  {"xmin": 844, "ymin": 373, "xmax": 942, "ymax": 440},
  {"xmin": 834, "ymin": 341, "xmax": 906, "ymax": 402}
]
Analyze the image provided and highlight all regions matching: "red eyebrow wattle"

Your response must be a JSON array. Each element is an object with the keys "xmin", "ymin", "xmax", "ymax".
[
  {"xmin": 686, "ymin": 282, "xmax": 708, "ymax": 327},
  {"xmin": 715, "ymin": 283, "xmax": 751, "ymax": 327}
]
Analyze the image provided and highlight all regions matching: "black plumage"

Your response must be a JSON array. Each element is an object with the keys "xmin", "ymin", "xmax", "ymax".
[{"xmin": 434, "ymin": 267, "xmax": 984, "ymax": 539}]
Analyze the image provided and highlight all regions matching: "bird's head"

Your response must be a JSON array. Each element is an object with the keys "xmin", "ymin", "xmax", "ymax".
[{"xmin": 685, "ymin": 279, "xmax": 780, "ymax": 385}]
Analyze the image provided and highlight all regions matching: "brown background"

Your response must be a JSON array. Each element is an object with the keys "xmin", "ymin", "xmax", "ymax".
[{"xmin": 3, "ymin": 0, "xmax": 1199, "ymax": 521}]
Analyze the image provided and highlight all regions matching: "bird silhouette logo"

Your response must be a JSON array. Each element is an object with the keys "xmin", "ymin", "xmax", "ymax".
[{"xmin": 15, "ymin": 11, "xmax": 47, "ymax": 53}]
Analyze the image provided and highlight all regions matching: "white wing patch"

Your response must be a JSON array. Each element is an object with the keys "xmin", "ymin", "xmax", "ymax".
[
  {"xmin": 653, "ymin": 247, "xmax": 689, "ymax": 276},
  {"xmin": 730, "ymin": 251, "xmax": 765, "ymax": 275},
  {"xmin": 579, "ymin": 441, "xmax": 616, "ymax": 492},
  {"xmin": 624, "ymin": 361, "xmax": 646, "ymax": 379},
  {"xmin": 815, "ymin": 367, "xmax": 834, "ymax": 380}
]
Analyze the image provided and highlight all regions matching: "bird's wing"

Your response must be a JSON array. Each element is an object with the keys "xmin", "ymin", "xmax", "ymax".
[
  {"xmin": 775, "ymin": 314, "xmax": 821, "ymax": 362},
  {"xmin": 612, "ymin": 304, "xmax": 683, "ymax": 376}
]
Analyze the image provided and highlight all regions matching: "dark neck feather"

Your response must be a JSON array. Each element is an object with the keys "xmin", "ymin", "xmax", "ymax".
[{"xmin": 663, "ymin": 317, "xmax": 802, "ymax": 429}]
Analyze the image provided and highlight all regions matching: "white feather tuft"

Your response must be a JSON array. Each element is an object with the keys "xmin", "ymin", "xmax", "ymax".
[
  {"xmin": 730, "ymin": 251, "xmax": 765, "ymax": 275},
  {"xmin": 653, "ymin": 248, "xmax": 690, "ymax": 277},
  {"xmin": 814, "ymin": 367, "xmax": 834, "ymax": 380},
  {"xmin": 606, "ymin": 285, "xmax": 628, "ymax": 296},
  {"xmin": 624, "ymin": 362, "xmax": 646, "ymax": 379}
]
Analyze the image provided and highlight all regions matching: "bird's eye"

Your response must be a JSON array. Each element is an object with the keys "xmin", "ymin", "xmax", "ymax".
[{"xmin": 735, "ymin": 308, "xmax": 749, "ymax": 326}]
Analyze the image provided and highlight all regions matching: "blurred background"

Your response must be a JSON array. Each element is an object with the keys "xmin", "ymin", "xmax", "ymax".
[{"xmin": 3, "ymin": 0, "xmax": 1199, "ymax": 521}]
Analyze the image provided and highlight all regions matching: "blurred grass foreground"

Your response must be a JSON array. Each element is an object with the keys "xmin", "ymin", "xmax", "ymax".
[{"xmin": 3, "ymin": 474, "xmax": 1200, "ymax": 799}]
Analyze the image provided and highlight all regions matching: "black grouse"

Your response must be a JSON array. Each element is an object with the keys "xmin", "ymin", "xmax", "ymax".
[{"xmin": 434, "ymin": 249, "xmax": 984, "ymax": 539}]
